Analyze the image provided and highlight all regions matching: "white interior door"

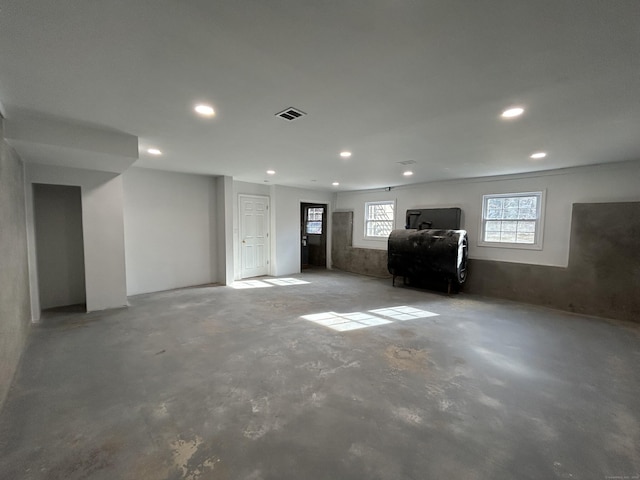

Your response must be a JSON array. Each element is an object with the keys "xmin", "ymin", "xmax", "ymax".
[{"xmin": 239, "ymin": 194, "xmax": 270, "ymax": 279}]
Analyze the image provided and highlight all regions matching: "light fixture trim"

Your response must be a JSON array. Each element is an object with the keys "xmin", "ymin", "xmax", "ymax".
[
  {"xmin": 501, "ymin": 107, "xmax": 525, "ymax": 118},
  {"xmin": 530, "ymin": 152, "xmax": 547, "ymax": 159},
  {"xmin": 194, "ymin": 104, "xmax": 215, "ymax": 116},
  {"xmin": 147, "ymin": 148, "xmax": 162, "ymax": 155}
]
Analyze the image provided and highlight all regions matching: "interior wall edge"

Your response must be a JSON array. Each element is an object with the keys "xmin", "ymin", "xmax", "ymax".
[{"xmin": 0, "ymin": 116, "xmax": 31, "ymax": 411}]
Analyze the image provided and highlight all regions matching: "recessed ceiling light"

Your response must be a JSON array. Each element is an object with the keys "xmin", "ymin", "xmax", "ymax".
[
  {"xmin": 339, "ymin": 151, "xmax": 352, "ymax": 158},
  {"xmin": 403, "ymin": 171, "xmax": 413, "ymax": 176},
  {"xmin": 266, "ymin": 169, "xmax": 276, "ymax": 175},
  {"xmin": 530, "ymin": 152, "xmax": 547, "ymax": 159},
  {"xmin": 332, "ymin": 182, "xmax": 340, "ymax": 186},
  {"xmin": 194, "ymin": 104, "xmax": 215, "ymax": 116},
  {"xmin": 501, "ymin": 107, "xmax": 524, "ymax": 118},
  {"xmin": 147, "ymin": 148, "xmax": 162, "ymax": 155}
]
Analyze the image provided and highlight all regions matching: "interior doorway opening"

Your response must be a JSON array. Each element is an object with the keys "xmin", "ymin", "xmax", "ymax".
[
  {"xmin": 301, "ymin": 203, "xmax": 327, "ymax": 269},
  {"xmin": 33, "ymin": 183, "xmax": 87, "ymax": 314}
]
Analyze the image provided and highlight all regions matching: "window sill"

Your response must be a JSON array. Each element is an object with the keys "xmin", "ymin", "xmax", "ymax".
[
  {"xmin": 477, "ymin": 241, "xmax": 543, "ymax": 251},
  {"xmin": 357, "ymin": 238, "xmax": 389, "ymax": 250}
]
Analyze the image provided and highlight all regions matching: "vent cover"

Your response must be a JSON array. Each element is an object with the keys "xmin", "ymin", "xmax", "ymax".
[
  {"xmin": 397, "ymin": 160, "xmax": 416, "ymax": 165},
  {"xmin": 276, "ymin": 107, "xmax": 306, "ymax": 121}
]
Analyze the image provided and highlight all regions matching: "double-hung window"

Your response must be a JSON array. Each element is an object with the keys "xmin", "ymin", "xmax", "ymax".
[
  {"xmin": 480, "ymin": 191, "xmax": 544, "ymax": 249},
  {"xmin": 365, "ymin": 201, "xmax": 395, "ymax": 238}
]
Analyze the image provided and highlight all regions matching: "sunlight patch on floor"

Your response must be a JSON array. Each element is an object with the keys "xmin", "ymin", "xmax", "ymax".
[
  {"xmin": 230, "ymin": 280, "xmax": 274, "ymax": 289},
  {"xmin": 230, "ymin": 278, "xmax": 310, "ymax": 289},
  {"xmin": 302, "ymin": 306, "xmax": 438, "ymax": 331},
  {"xmin": 369, "ymin": 306, "xmax": 439, "ymax": 321},
  {"xmin": 263, "ymin": 278, "xmax": 310, "ymax": 286}
]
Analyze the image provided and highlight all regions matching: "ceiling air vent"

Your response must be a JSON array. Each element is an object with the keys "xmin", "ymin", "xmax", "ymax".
[
  {"xmin": 276, "ymin": 107, "xmax": 306, "ymax": 121},
  {"xmin": 397, "ymin": 160, "xmax": 416, "ymax": 166}
]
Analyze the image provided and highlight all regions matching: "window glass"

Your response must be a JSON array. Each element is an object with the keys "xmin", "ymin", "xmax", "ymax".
[
  {"xmin": 480, "ymin": 192, "xmax": 544, "ymax": 248},
  {"xmin": 305, "ymin": 207, "xmax": 324, "ymax": 234},
  {"xmin": 365, "ymin": 201, "xmax": 395, "ymax": 238}
]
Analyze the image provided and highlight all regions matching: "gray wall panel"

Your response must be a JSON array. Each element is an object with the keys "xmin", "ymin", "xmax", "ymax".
[{"xmin": 0, "ymin": 118, "xmax": 31, "ymax": 409}]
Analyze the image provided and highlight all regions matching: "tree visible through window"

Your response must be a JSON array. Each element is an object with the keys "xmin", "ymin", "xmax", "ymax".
[
  {"xmin": 365, "ymin": 201, "xmax": 395, "ymax": 238},
  {"xmin": 481, "ymin": 192, "xmax": 544, "ymax": 247}
]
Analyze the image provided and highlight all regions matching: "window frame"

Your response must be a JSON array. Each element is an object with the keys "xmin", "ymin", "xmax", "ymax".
[
  {"xmin": 478, "ymin": 191, "xmax": 545, "ymax": 250},
  {"xmin": 364, "ymin": 200, "xmax": 396, "ymax": 239},
  {"xmin": 304, "ymin": 206, "xmax": 324, "ymax": 235}
]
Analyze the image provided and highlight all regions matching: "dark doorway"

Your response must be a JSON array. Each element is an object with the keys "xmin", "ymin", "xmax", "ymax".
[
  {"xmin": 33, "ymin": 184, "xmax": 87, "ymax": 312},
  {"xmin": 301, "ymin": 203, "xmax": 327, "ymax": 269}
]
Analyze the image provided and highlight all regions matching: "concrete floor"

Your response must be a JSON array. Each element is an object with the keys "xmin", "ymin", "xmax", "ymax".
[{"xmin": 1, "ymin": 270, "xmax": 639, "ymax": 480}]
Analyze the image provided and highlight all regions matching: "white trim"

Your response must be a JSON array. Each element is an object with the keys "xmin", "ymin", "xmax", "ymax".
[
  {"xmin": 478, "ymin": 190, "xmax": 546, "ymax": 250},
  {"xmin": 364, "ymin": 199, "xmax": 396, "ymax": 239}
]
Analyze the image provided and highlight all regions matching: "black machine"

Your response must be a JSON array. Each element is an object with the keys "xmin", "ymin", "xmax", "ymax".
[
  {"xmin": 405, "ymin": 207, "xmax": 461, "ymax": 230},
  {"xmin": 388, "ymin": 208, "xmax": 468, "ymax": 292}
]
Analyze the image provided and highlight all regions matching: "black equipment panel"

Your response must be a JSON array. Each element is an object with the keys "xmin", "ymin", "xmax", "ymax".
[{"xmin": 405, "ymin": 208, "xmax": 461, "ymax": 230}]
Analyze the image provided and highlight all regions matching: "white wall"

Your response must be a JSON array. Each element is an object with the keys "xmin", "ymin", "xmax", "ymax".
[
  {"xmin": 272, "ymin": 185, "xmax": 334, "ymax": 276},
  {"xmin": 336, "ymin": 161, "xmax": 640, "ymax": 267},
  {"xmin": 33, "ymin": 184, "xmax": 86, "ymax": 308},
  {"xmin": 26, "ymin": 164, "xmax": 128, "ymax": 316},
  {"xmin": 216, "ymin": 176, "xmax": 234, "ymax": 285},
  {"xmin": 123, "ymin": 168, "xmax": 217, "ymax": 295},
  {"xmin": 231, "ymin": 181, "xmax": 335, "ymax": 279}
]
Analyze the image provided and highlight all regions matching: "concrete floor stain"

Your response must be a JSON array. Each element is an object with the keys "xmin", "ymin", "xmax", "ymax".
[
  {"xmin": 385, "ymin": 345, "xmax": 429, "ymax": 372},
  {"xmin": 170, "ymin": 435, "xmax": 220, "ymax": 479},
  {"xmin": 48, "ymin": 437, "xmax": 120, "ymax": 479},
  {"xmin": 396, "ymin": 327, "xmax": 417, "ymax": 339}
]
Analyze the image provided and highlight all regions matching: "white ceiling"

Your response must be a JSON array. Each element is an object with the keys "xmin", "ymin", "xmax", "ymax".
[{"xmin": 1, "ymin": 1, "xmax": 639, "ymax": 191}]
